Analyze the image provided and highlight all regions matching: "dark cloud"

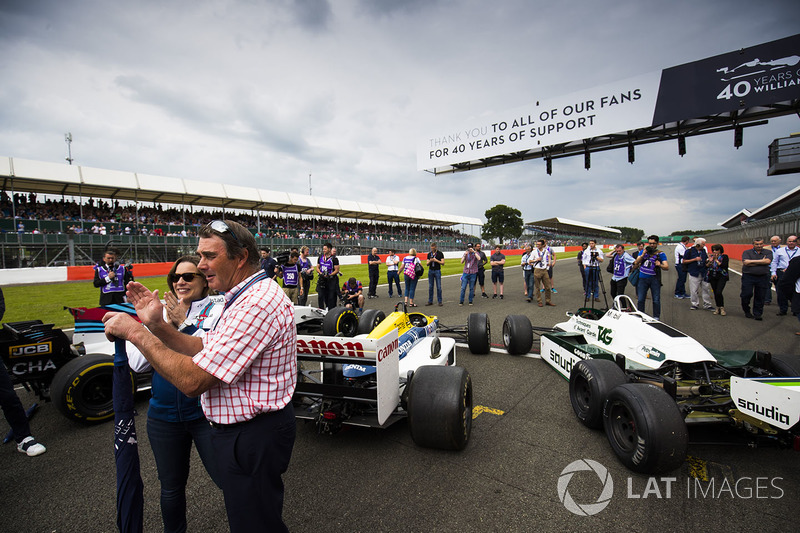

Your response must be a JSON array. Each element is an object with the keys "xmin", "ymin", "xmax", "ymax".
[{"xmin": 289, "ymin": 0, "xmax": 332, "ymax": 30}]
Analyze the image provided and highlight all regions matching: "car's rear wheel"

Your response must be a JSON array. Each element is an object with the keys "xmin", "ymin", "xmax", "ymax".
[
  {"xmin": 322, "ymin": 307, "xmax": 359, "ymax": 337},
  {"xmin": 467, "ymin": 313, "xmax": 490, "ymax": 354},
  {"xmin": 502, "ymin": 315, "xmax": 532, "ymax": 355},
  {"xmin": 51, "ymin": 354, "xmax": 132, "ymax": 424},
  {"xmin": 407, "ymin": 365, "xmax": 472, "ymax": 450},
  {"xmin": 603, "ymin": 383, "xmax": 687, "ymax": 474},
  {"xmin": 770, "ymin": 354, "xmax": 800, "ymax": 376},
  {"xmin": 357, "ymin": 309, "xmax": 386, "ymax": 334},
  {"xmin": 569, "ymin": 359, "xmax": 627, "ymax": 429}
]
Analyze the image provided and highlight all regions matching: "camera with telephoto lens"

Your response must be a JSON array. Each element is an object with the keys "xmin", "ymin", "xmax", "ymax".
[
  {"xmin": 590, "ymin": 251, "xmax": 599, "ymax": 259},
  {"xmin": 645, "ymin": 245, "xmax": 657, "ymax": 255}
]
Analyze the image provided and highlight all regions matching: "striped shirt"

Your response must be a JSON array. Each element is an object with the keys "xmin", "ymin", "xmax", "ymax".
[{"xmin": 193, "ymin": 271, "xmax": 297, "ymax": 424}]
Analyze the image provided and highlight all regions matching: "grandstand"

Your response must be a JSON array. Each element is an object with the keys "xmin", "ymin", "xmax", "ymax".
[
  {"xmin": 710, "ymin": 184, "xmax": 800, "ymax": 243},
  {"xmin": 0, "ymin": 156, "xmax": 482, "ymax": 268},
  {"xmin": 521, "ymin": 217, "xmax": 621, "ymax": 245}
]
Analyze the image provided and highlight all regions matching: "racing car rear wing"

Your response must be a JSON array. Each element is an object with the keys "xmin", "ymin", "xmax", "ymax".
[{"xmin": 296, "ymin": 330, "xmax": 400, "ymax": 425}]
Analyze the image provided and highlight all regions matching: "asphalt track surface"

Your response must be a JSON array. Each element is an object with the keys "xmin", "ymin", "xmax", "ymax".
[{"xmin": 2, "ymin": 253, "xmax": 798, "ymax": 532}]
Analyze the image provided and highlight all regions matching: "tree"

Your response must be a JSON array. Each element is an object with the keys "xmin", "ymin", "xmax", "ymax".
[
  {"xmin": 610, "ymin": 226, "xmax": 645, "ymax": 243},
  {"xmin": 482, "ymin": 205, "xmax": 523, "ymax": 243}
]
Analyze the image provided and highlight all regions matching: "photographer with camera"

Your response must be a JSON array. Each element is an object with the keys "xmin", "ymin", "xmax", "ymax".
[
  {"xmin": 316, "ymin": 242, "xmax": 340, "ymax": 310},
  {"xmin": 531, "ymin": 240, "xmax": 555, "ymax": 307},
  {"xmin": 581, "ymin": 240, "xmax": 604, "ymax": 302},
  {"xmin": 633, "ymin": 235, "xmax": 669, "ymax": 320},
  {"xmin": 93, "ymin": 248, "xmax": 134, "ymax": 306},
  {"xmin": 605, "ymin": 244, "xmax": 635, "ymax": 298}
]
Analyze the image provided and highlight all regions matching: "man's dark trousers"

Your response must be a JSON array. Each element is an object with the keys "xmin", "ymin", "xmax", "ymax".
[{"xmin": 741, "ymin": 273, "xmax": 770, "ymax": 318}]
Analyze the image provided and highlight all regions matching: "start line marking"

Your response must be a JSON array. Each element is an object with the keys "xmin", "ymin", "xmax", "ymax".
[
  {"xmin": 454, "ymin": 342, "xmax": 541, "ymax": 358},
  {"xmin": 473, "ymin": 405, "xmax": 505, "ymax": 419}
]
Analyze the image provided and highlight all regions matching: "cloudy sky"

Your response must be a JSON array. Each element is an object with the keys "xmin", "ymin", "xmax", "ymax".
[{"xmin": 1, "ymin": 0, "xmax": 798, "ymax": 236}]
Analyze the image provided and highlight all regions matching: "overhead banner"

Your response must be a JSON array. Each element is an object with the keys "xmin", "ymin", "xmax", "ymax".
[{"xmin": 418, "ymin": 34, "xmax": 800, "ymax": 171}]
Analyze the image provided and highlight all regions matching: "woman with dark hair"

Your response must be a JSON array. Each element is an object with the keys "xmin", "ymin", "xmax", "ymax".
[
  {"xmin": 403, "ymin": 248, "xmax": 422, "ymax": 307},
  {"xmin": 707, "ymin": 244, "xmax": 729, "ymax": 316},
  {"xmin": 128, "ymin": 255, "xmax": 223, "ymax": 532}
]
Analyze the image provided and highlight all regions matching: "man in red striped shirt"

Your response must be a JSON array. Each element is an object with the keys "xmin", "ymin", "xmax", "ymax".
[{"xmin": 103, "ymin": 219, "xmax": 297, "ymax": 533}]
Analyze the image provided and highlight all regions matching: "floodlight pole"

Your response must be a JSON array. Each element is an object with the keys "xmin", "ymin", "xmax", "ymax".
[
  {"xmin": 65, "ymin": 132, "xmax": 74, "ymax": 165},
  {"xmin": 309, "ymin": 173, "xmax": 312, "ymax": 196}
]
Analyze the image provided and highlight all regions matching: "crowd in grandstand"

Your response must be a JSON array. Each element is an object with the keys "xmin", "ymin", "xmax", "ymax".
[{"xmin": 1, "ymin": 192, "xmax": 474, "ymax": 243}]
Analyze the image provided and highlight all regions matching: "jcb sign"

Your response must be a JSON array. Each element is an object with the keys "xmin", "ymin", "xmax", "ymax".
[{"xmin": 9, "ymin": 342, "xmax": 52, "ymax": 358}]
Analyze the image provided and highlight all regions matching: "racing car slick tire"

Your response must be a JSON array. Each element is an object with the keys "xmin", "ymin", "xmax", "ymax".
[
  {"xmin": 770, "ymin": 354, "xmax": 800, "ymax": 377},
  {"xmin": 502, "ymin": 315, "xmax": 532, "ymax": 355},
  {"xmin": 569, "ymin": 359, "xmax": 627, "ymax": 429},
  {"xmin": 357, "ymin": 309, "xmax": 386, "ymax": 335},
  {"xmin": 407, "ymin": 365, "xmax": 472, "ymax": 450},
  {"xmin": 603, "ymin": 383, "xmax": 688, "ymax": 475},
  {"xmin": 51, "ymin": 354, "xmax": 132, "ymax": 424},
  {"xmin": 467, "ymin": 313, "xmax": 490, "ymax": 355},
  {"xmin": 322, "ymin": 307, "xmax": 359, "ymax": 337}
]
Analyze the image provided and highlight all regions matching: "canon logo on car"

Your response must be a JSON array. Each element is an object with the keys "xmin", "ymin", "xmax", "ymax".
[
  {"xmin": 377, "ymin": 338, "xmax": 399, "ymax": 362},
  {"xmin": 297, "ymin": 338, "xmax": 367, "ymax": 358}
]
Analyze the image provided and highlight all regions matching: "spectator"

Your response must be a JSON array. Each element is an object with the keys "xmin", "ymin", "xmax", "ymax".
[
  {"xmin": 531, "ymin": 239, "xmax": 555, "ymax": 307},
  {"xmin": 582, "ymin": 240, "xmax": 604, "ymax": 302},
  {"xmin": 367, "ymin": 247, "xmax": 381, "ymax": 299},
  {"xmin": 777, "ymin": 254, "xmax": 800, "ymax": 335},
  {"xmin": 544, "ymin": 239, "xmax": 558, "ymax": 294},
  {"xmin": 316, "ymin": 242, "xmax": 340, "ymax": 310},
  {"xmin": 577, "ymin": 242, "xmax": 588, "ymax": 297},
  {"xmin": 605, "ymin": 244, "xmax": 635, "ymax": 298},
  {"xmin": 633, "ymin": 236, "xmax": 669, "ymax": 320},
  {"xmin": 489, "ymin": 244, "xmax": 506, "ymax": 299},
  {"xmin": 771, "ymin": 235, "xmax": 797, "ymax": 316},
  {"xmin": 0, "ymin": 287, "xmax": 47, "ymax": 457},
  {"xmin": 259, "ymin": 247, "xmax": 278, "ymax": 280},
  {"xmin": 707, "ymin": 244, "xmax": 729, "ymax": 316},
  {"xmin": 297, "ymin": 246, "xmax": 314, "ymax": 306},
  {"xmin": 385, "ymin": 249, "xmax": 402, "ymax": 298},
  {"xmin": 767, "ymin": 235, "xmax": 783, "ymax": 305},
  {"xmin": 93, "ymin": 248, "xmax": 134, "ymax": 306},
  {"xmin": 459, "ymin": 243, "xmax": 479, "ymax": 306},
  {"xmin": 127, "ymin": 256, "xmax": 222, "ymax": 533},
  {"xmin": 426, "ymin": 242, "xmax": 445, "ymax": 306},
  {"xmin": 103, "ymin": 219, "xmax": 297, "ymax": 532},
  {"xmin": 521, "ymin": 244, "xmax": 534, "ymax": 302},
  {"xmin": 280, "ymin": 251, "xmax": 301, "ymax": 304},
  {"xmin": 342, "ymin": 277, "xmax": 365, "ymax": 312},
  {"xmin": 683, "ymin": 237, "xmax": 714, "ymax": 311},
  {"xmin": 741, "ymin": 237, "xmax": 773, "ymax": 321},
  {"xmin": 674, "ymin": 236, "xmax": 692, "ymax": 299},
  {"xmin": 402, "ymin": 248, "xmax": 422, "ymax": 307},
  {"xmin": 474, "ymin": 243, "xmax": 489, "ymax": 298}
]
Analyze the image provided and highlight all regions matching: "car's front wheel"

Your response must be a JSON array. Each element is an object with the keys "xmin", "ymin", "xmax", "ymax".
[
  {"xmin": 407, "ymin": 365, "xmax": 472, "ymax": 450},
  {"xmin": 322, "ymin": 307, "xmax": 359, "ymax": 337},
  {"xmin": 502, "ymin": 314, "xmax": 532, "ymax": 355},
  {"xmin": 570, "ymin": 359, "xmax": 627, "ymax": 429},
  {"xmin": 467, "ymin": 313, "xmax": 490, "ymax": 354},
  {"xmin": 51, "ymin": 354, "xmax": 133, "ymax": 424}
]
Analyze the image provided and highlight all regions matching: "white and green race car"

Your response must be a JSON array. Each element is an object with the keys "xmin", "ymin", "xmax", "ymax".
[{"xmin": 502, "ymin": 295, "xmax": 800, "ymax": 474}]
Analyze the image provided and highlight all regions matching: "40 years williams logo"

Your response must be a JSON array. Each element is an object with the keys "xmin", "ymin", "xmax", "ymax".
[{"xmin": 557, "ymin": 459, "xmax": 613, "ymax": 516}]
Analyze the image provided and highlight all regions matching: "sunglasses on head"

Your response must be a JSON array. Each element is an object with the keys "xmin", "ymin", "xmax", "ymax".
[
  {"xmin": 169, "ymin": 272, "xmax": 200, "ymax": 283},
  {"xmin": 206, "ymin": 220, "xmax": 242, "ymax": 245}
]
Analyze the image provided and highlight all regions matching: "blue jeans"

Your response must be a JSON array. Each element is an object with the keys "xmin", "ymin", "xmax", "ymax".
[
  {"xmin": 387, "ymin": 270, "xmax": 402, "ymax": 296},
  {"xmin": 584, "ymin": 267, "xmax": 600, "ymax": 299},
  {"xmin": 404, "ymin": 274, "xmax": 419, "ymax": 300},
  {"xmin": 674, "ymin": 265, "xmax": 688, "ymax": 297},
  {"xmin": 428, "ymin": 269, "xmax": 442, "ymax": 303},
  {"xmin": 147, "ymin": 416, "xmax": 221, "ymax": 533},
  {"xmin": 523, "ymin": 269, "xmax": 534, "ymax": 299},
  {"xmin": 637, "ymin": 275, "xmax": 662, "ymax": 318},
  {"xmin": 460, "ymin": 272, "xmax": 477, "ymax": 303}
]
